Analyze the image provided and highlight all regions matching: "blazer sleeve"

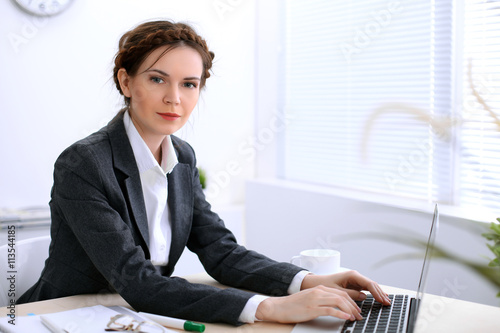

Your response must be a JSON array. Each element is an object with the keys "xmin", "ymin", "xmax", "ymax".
[
  {"xmin": 49, "ymin": 142, "xmax": 258, "ymax": 325},
  {"xmin": 176, "ymin": 140, "xmax": 304, "ymax": 295}
]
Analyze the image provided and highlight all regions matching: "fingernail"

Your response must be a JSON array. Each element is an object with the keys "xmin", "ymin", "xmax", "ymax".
[{"xmin": 359, "ymin": 293, "xmax": 367, "ymax": 300}]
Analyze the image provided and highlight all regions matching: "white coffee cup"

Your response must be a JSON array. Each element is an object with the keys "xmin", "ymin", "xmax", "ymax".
[{"xmin": 291, "ymin": 249, "xmax": 341, "ymax": 275}]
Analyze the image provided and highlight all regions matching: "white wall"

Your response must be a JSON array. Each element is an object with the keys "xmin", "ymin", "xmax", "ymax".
[
  {"xmin": 0, "ymin": 0, "xmax": 255, "ymax": 209},
  {"xmin": 245, "ymin": 179, "xmax": 500, "ymax": 307}
]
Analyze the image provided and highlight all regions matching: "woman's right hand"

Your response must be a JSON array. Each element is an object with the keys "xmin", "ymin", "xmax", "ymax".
[{"xmin": 255, "ymin": 285, "xmax": 363, "ymax": 323}]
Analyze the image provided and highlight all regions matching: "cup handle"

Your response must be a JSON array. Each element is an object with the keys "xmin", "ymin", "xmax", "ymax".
[{"xmin": 290, "ymin": 255, "xmax": 301, "ymax": 266}]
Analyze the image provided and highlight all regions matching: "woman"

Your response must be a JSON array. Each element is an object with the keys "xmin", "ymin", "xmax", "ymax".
[{"xmin": 18, "ymin": 20, "xmax": 390, "ymax": 325}]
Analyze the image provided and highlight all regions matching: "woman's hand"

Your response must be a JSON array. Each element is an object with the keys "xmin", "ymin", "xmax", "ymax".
[
  {"xmin": 255, "ymin": 270, "xmax": 391, "ymax": 324},
  {"xmin": 301, "ymin": 270, "xmax": 391, "ymax": 306},
  {"xmin": 255, "ymin": 285, "xmax": 362, "ymax": 323}
]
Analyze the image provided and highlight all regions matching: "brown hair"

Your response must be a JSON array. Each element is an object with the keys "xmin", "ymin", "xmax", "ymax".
[{"xmin": 113, "ymin": 20, "xmax": 215, "ymax": 105}]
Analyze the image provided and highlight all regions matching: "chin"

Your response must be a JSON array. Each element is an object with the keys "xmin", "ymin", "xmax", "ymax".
[{"xmin": 159, "ymin": 126, "xmax": 182, "ymax": 136}]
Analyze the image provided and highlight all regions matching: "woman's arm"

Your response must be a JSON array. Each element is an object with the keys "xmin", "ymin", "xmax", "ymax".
[{"xmin": 175, "ymin": 140, "xmax": 303, "ymax": 296}]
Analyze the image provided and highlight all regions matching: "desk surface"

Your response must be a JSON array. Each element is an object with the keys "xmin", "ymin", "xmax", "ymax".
[{"xmin": 2, "ymin": 273, "xmax": 499, "ymax": 333}]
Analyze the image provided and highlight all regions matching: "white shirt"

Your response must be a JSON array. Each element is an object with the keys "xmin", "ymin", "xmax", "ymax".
[
  {"xmin": 123, "ymin": 110, "xmax": 308, "ymax": 322},
  {"xmin": 124, "ymin": 111, "xmax": 178, "ymax": 266}
]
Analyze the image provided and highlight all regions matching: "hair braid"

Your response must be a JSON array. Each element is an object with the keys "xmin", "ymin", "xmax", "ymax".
[{"xmin": 113, "ymin": 20, "xmax": 215, "ymax": 105}]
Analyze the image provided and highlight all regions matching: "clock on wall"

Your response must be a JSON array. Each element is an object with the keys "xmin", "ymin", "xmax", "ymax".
[{"xmin": 13, "ymin": 0, "xmax": 74, "ymax": 16}]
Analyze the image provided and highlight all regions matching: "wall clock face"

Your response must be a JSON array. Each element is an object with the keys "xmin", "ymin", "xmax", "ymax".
[{"xmin": 14, "ymin": 0, "xmax": 74, "ymax": 16}]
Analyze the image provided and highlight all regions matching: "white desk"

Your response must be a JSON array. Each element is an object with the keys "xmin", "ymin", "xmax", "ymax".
[{"xmin": 1, "ymin": 273, "xmax": 499, "ymax": 332}]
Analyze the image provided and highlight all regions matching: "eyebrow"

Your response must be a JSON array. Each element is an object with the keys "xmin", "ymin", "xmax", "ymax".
[{"xmin": 145, "ymin": 68, "xmax": 201, "ymax": 81}]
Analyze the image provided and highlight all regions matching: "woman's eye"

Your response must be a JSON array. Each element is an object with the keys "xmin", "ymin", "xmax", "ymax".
[
  {"xmin": 184, "ymin": 82, "xmax": 197, "ymax": 89},
  {"xmin": 151, "ymin": 77, "xmax": 164, "ymax": 84}
]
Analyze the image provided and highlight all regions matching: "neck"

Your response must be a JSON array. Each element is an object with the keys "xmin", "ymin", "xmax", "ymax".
[
  {"xmin": 129, "ymin": 113, "xmax": 165, "ymax": 165},
  {"xmin": 152, "ymin": 144, "xmax": 163, "ymax": 165}
]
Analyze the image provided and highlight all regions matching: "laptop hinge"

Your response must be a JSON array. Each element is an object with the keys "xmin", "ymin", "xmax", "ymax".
[{"xmin": 406, "ymin": 298, "xmax": 419, "ymax": 333}]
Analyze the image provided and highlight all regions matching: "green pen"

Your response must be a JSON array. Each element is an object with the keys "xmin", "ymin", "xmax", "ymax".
[{"xmin": 138, "ymin": 311, "xmax": 205, "ymax": 332}]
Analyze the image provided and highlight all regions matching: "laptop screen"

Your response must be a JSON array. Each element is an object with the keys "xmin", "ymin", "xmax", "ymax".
[{"xmin": 415, "ymin": 204, "xmax": 440, "ymax": 310}]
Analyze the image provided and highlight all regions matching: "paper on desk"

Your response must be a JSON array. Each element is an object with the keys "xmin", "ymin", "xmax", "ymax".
[{"xmin": 0, "ymin": 305, "xmax": 119, "ymax": 333}]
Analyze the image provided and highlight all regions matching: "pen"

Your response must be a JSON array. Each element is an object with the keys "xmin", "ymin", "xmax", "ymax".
[
  {"xmin": 138, "ymin": 312, "xmax": 205, "ymax": 332},
  {"xmin": 40, "ymin": 315, "xmax": 69, "ymax": 333}
]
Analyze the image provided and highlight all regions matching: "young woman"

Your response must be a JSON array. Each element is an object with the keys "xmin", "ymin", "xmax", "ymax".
[{"xmin": 18, "ymin": 20, "xmax": 390, "ymax": 325}]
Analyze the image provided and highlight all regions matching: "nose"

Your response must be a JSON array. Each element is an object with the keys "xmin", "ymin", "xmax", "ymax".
[{"xmin": 163, "ymin": 85, "xmax": 180, "ymax": 105}]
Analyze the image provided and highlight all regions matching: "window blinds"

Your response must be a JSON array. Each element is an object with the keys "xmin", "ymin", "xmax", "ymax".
[
  {"xmin": 282, "ymin": 1, "xmax": 454, "ymax": 202},
  {"xmin": 459, "ymin": 0, "xmax": 500, "ymax": 210}
]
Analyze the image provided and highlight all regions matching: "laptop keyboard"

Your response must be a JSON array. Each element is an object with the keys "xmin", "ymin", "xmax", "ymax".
[{"xmin": 341, "ymin": 294, "xmax": 409, "ymax": 333}]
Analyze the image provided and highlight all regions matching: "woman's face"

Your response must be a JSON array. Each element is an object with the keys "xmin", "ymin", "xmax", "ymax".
[{"xmin": 118, "ymin": 46, "xmax": 203, "ymax": 142}]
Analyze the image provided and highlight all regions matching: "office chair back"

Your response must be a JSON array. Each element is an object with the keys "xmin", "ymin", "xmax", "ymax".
[{"xmin": 0, "ymin": 235, "xmax": 51, "ymax": 307}]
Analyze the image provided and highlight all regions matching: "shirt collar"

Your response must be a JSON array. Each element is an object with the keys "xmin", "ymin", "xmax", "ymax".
[{"xmin": 123, "ymin": 110, "xmax": 178, "ymax": 175}]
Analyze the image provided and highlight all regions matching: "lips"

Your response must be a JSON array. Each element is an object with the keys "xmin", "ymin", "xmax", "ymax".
[{"xmin": 157, "ymin": 112, "xmax": 181, "ymax": 121}]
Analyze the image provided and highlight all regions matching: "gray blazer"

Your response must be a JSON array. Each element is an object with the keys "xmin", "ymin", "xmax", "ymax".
[{"xmin": 18, "ymin": 111, "xmax": 302, "ymax": 325}]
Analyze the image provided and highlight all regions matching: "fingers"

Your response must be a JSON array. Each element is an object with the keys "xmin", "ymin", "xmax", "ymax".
[
  {"xmin": 312, "ymin": 285, "xmax": 363, "ymax": 321},
  {"xmin": 344, "ymin": 288, "xmax": 367, "ymax": 301},
  {"xmin": 367, "ymin": 282, "xmax": 391, "ymax": 305},
  {"xmin": 338, "ymin": 270, "xmax": 392, "ymax": 306},
  {"xmin": 316, "ymin": 305, "xmax": 358, "ymax": 321}
]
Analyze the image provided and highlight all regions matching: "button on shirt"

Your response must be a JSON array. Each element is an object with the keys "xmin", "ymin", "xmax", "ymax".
[{"xmin": 123, "ymin": 111, "xmax": 178, "ymax": 266}]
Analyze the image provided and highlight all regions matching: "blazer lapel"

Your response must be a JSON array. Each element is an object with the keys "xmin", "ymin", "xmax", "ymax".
[
  {"xmin": 106, "ymin": 112, "xmax": 150, "ymax": 250},
  {"xmin": 166, "ymin": 163, "xmax": 193, "ymax": 273}
]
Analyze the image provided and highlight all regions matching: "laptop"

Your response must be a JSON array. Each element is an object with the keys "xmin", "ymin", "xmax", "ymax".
[{"xmin": 292, "ymin": 204, "xmax": 439, "ymax": 333}]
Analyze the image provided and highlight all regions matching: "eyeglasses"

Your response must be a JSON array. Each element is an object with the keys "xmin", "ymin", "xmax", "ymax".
[{"xmin": 105, "ymin": 314, "xmax": 166, "ymax": 333}]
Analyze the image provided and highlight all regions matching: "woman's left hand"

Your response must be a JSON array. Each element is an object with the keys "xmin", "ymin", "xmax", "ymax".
[{"xmin": 300, "ymin": 270, "xmax": 392, "ymax": 306}]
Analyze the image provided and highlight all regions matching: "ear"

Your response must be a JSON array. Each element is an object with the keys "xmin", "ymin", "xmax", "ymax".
[{"xmin": 117, "ymin": 68, "xmax": 132, "ymax": 98}]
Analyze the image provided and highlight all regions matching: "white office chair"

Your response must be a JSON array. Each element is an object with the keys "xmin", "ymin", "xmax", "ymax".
[{"xmin": 0, "ymin": 235, "xmax": 51, "ymax": 307}]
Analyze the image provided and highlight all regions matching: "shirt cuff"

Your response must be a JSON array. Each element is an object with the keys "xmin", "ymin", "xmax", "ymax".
[
  {"xmin": 238, "ymin": 295, "xmax": 270, "ymax": 324},
  {"xmin": 287, "ymin": 270, "xmax": 311, "ymax": 294}
]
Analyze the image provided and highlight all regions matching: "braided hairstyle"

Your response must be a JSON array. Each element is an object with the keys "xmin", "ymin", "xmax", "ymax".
[{"xmin": 113, "ymin": 20, "xmax": 215, "ymax": 106}]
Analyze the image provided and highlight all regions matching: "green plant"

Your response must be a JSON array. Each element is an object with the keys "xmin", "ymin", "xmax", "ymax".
[
  {"xmin": 482, "ymin": 219, "xmax": 500, "ymax": 296},
  {"xmin": 198, "ymin": 167, "xmax": 207, "ymax": 189}
]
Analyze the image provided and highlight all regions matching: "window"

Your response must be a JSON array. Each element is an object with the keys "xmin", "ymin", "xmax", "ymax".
[
  {"xmin": 459, "ymin": 0, "xmax": 500, "ymax": 210},
  {"xmin": 280, "ymin": 0, "xmax": 500, "ymax": 212}
]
